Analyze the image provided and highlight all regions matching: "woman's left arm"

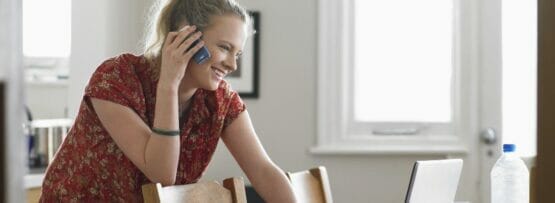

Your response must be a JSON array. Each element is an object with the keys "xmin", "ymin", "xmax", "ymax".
[{"xmin": 221, "ymin": 110, "xmax": 297, "ymax": 203}]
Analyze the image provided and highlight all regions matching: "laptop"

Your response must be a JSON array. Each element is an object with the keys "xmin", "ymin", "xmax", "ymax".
[{"xmin": 405, "ymin": 159, "xmax": 463, "ymax": 203}]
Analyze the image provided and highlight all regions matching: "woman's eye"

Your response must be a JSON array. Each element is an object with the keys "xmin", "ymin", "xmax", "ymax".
[{"xmin": 219, "ymin": 45, "xmax": 230, "ymax": 51}]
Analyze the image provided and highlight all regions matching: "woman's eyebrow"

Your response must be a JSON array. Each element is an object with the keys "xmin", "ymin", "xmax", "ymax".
[
  {"xmin": 219, "ymin": 40, "xmax": 243, "ymax": 54},
  {"xmin": 219, "ymin": 40, "xmax": 235, "ymax": 48}
]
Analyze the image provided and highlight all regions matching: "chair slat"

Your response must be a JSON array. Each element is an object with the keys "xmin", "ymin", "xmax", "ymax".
[
  {"xmin": 287, "ymin": 166, "xmax": 333, "ymax": 203},
  {"xmin": 142, "ymin": 177, "xmax": 246, "ymax": 203}
]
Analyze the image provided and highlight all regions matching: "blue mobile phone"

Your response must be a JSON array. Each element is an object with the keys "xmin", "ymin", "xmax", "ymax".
[{"xmin": 192, "ymin": 40, "xmax": 210, "ymax": 64}]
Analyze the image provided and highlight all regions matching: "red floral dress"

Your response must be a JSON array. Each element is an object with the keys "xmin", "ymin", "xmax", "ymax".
[{"xmin": 39, "ymin": 54, "xmax": 246, "ymax": 202}]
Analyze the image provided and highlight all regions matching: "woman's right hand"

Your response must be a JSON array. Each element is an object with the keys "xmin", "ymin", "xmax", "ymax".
[{"xmin": 159, "ymin": 25, "xmax": 205, "ymax": 89}]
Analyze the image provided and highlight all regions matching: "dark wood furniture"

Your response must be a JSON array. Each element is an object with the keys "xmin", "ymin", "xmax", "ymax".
[{"xmin": 537, "ymin": 0, "xmax": 555, "ymax": 202}]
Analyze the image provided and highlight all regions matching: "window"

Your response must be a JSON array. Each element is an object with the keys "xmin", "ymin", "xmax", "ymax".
[
  {"xmin": 354, "ymin": 0, "xmax": 453, "ymax": 124},
  {"xmin": 23, "ymin": 0, "xmax": 71, "ymax": 80},
  {"xmin": 314, "ymin": 0, "xmax": 470, "ymax": 154},
  {"xmin": 352, "ymin": 0, "xmax": 454, "ymax": 138},
  {"xmin": 502, "ymin": 0, "xmax": 537, "ymax": 157}
]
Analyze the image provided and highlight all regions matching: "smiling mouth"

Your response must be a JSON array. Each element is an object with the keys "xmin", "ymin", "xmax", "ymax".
[{"xmin": 212, "ymin": 67, "xmax": 226, "ymax": 79}]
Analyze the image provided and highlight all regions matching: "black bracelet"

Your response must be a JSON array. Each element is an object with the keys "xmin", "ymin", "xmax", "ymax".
[{"xmin": 152, "ymin": 128, "xmax": 181, "ymax": 136}]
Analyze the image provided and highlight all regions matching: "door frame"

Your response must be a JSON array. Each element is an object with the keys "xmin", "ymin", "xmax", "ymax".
[
  {"xmin": 477, "ymin": 0, "xmax": 503, "ymax": 202},
  {"xmin": 537, "ymin": 0, "xmax": 555, "ymax": 202},
  {"xmin": 0, "ymin": 0, "xmax": 25, "ymax": 202}
]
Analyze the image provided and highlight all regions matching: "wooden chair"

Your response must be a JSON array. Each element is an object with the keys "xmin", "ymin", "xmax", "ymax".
[
  {"xmin": 286, "ymin": 166, "xmax": 333, "ymax": 203},
  {"xmin": 26, "ymin": 187, "xmax": 41, "ymax": 203},
  {"xmin": 142, "ymin": 177, "xmax": 247, "ymax": 203}
]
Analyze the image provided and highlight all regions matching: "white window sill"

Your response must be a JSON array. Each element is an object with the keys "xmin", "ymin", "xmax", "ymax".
[
  {"xmin": 310, "ymin": 145, "xmax": 468, "ymax": 155},
  {"xmin": 25, "ymin": 79, "xmax": 68, "ymax": 87},
  {"xmin": 24, "ymin": 173, "xmax": 44, "ymax": 189}
]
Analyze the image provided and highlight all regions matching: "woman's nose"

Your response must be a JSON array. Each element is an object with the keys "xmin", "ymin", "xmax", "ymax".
[{"xmin": 223, "ymin": 55, "xmax": 237, "ymax": 72}]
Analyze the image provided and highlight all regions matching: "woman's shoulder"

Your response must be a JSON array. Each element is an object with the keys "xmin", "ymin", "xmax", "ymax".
[
  {"xmin": 99, "ymin": 53, "xmax": 147, "ymax": 69},
  {"xmin": 114, "ymin": 53, "xmax": 148, "ymax": 64},
  {"xmin": 85, "ymin": 53, "xmax": 149, "ymax": 109},
  {"xmin": 94, "ymin": 53, "xmax": 150, "ymax": 78},
  {"xmin": 87, "ymin": 53, "xmax": 150, "ymax": 89}
]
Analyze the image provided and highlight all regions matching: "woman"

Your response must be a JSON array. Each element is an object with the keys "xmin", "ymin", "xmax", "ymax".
[{"xmin": 39, "ymin": 0, "xmax": 297, "ymax": 202}]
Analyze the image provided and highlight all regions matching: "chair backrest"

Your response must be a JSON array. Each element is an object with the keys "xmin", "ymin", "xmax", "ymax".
[
  {"xmin": 142, "ymin": 177, "xmax": 247, "ymax": 203},
  {"xmin": 286, "ymin": 166, "xmax": 333, "ymax": 203}
]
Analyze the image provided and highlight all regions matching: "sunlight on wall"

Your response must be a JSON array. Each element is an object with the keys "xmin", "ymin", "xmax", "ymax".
[
  {"xmin": 23, "ymin": 0, "xmax": 71, "ymax": 58},
  {"xmin": 502, "ymin": 0, "xmax": 537, "ymax": 157}
]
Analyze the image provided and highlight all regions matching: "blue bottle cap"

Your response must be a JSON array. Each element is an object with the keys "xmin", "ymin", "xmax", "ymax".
[{"xmin": 503, "ymin": 144, "xmax": 516, "ymax": 152}]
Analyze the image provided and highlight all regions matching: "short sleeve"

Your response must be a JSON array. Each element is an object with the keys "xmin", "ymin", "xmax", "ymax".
[
  {"xmin": 223, "ymin": 90, "xmax": 247, "ymax": 129},
  {"xmin": 84, "ymin": 56, "xmax": 145, "ymax": 112}
]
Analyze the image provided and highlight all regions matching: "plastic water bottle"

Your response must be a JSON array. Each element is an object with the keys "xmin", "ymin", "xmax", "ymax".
[{"xmin": 491, "ymin": 144, "xmax": 530, "ymax": 203}]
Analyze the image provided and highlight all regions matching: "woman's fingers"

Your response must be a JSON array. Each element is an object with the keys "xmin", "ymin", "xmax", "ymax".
[
  {"xmin": 163, "ymin": 32, "xmax": 175, "ymax": 48},
  {"xmin": 163, "ymin": 31, "xmax": 178, "ymax": 49},
  {"xmin": 168, "ymin": 25, "xmax": 196, "ymax": 50},
  {"xmin": 162, "ymin": 25, "xmax": 195, "ymax": 51},
  {"xmin": 183, "ymin": 40, "xmax": 205, "ymax": 58},
  {"xmin": 176, "ymin": 31, "xmax": 202, "ymax": 56}
]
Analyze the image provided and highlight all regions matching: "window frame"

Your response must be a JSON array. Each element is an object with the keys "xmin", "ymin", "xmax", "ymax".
[{"xmin": 313, "ymin": 0, "xmax": 476, "ymax": 154}]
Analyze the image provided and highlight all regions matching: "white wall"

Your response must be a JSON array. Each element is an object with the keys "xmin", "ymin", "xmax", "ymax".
[
  {"xmin": 62, "ymin": 1, "xmax": 473, "ymax": 202},
  {"xmin": 67, "ymin": 0, "xmax": 151, "ymax": 118},
  {"xmin": 26, "ymin": 82, "xmax": 68, "ymax": 119},
  {"xmin": 201, "ymin": 1, "xmax": 447, "ymax": 202}
]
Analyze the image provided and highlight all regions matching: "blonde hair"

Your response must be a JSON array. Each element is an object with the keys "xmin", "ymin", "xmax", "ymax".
[{"xmin": 143, "ymin": 0, "xmax": 250, "ymax": 64}]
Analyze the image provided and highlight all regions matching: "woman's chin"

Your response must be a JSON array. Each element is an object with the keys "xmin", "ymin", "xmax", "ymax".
[{"xmin": 202, "ymin": 83, "xmax": 219, "ymax": 91}]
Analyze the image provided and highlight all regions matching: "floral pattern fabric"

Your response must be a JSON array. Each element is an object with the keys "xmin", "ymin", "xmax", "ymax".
[{"xmin": 39, "ymin": 53, "xmax": 246, "ymax": 202}]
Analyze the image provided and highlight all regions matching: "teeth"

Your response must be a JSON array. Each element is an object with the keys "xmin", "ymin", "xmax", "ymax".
[{"xmin": 212, "ymin": 68, "xmax": 224, "ymax": 78}]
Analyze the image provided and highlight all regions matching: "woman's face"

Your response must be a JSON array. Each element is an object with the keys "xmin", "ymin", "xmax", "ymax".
[{"xmin": 183, "ymin": 14, "xmax": 247, "ymax": 91}]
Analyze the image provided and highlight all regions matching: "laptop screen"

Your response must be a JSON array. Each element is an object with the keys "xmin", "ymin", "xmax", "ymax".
[{"xmin": 405, "ymin": 159, "xmax": 463, "ymax": 203}]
